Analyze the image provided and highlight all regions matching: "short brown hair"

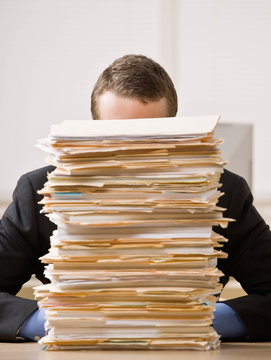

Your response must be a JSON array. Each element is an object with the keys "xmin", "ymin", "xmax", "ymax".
[{"xmin": 91, "ymin": 54, "xmax": 178, "ymax": 119}]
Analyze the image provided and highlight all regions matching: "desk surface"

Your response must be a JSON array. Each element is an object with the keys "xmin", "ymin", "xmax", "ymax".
[{"xmin": 0, "ymin": 342, "xmax": 271, "ymax": 360}]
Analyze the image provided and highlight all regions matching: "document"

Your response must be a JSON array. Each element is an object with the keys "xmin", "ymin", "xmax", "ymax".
[{"xmin": 35, "ymin": 115, "xmax": 231, "ymax": 351}]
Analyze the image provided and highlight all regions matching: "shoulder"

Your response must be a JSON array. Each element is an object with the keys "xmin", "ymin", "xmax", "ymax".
[
  {"xmin": 220, "ymin": 168, "xmax": 243, "ymax": 188},
  {"xmin": 218, "ymin": 169, "xmax": 252, "ymax": 211},
  {"xmin": 220, "ymin": 168, "xmax": 250, "ymax": 194},
  {"xmin": 19, "ymin": 165, "xmax": 55, "ymax": 192}
]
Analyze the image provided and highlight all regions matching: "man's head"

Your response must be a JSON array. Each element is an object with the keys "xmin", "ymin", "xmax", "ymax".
[{"xmin": 91, "ymin": 54, "xmax": 178, "ymax": 120}]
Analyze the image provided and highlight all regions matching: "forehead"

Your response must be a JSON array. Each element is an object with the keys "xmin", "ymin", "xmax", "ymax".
[{"xmin": 97, "ymin": 91, "xmax": 168, "ymax": 120}]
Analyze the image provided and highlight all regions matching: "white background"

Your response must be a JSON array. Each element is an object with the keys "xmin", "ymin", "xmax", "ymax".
[{"xmin": 0, "ymin": 0, "xmax": 270, "ymax": 200}]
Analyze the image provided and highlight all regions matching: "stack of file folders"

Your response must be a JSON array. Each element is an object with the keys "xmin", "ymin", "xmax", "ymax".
[{"xmin": 35, "ymin": 115, "xmax": 231, "ymax": 351}]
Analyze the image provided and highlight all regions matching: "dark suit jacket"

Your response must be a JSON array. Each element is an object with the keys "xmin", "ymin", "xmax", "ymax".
[{"xmin": 0, "ymin": 166, "xmax": 271, "ymax": 341}]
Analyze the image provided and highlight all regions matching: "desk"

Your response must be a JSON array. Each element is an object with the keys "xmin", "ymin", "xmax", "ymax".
[{"xmin": 0, "ymin": 342, "xmax": 271, "ymax": 360}]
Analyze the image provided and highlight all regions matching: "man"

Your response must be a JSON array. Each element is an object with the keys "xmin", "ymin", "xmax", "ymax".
[{"xmin": 0, "ymin": 54, "xmax": 270, "ymax": 342}]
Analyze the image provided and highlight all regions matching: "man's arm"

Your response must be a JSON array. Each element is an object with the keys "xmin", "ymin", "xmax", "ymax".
[
  {"xmin": 0, "ymin": 169, "xmax": 54, "ymax": 340},
  {"xmin": 215, "ymin": 170, "xmax": 271, "ymax": 341}
]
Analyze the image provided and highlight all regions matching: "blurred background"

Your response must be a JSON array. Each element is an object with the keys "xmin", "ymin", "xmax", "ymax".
[{"xmin": 0, "ymin": 0, "xmax": 271, "ymax": 299}]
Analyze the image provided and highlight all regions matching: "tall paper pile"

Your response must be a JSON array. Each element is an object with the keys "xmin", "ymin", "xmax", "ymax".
[{"xmin": 35, "ymin": 116, "xmax": 231, "ymax": 351}]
